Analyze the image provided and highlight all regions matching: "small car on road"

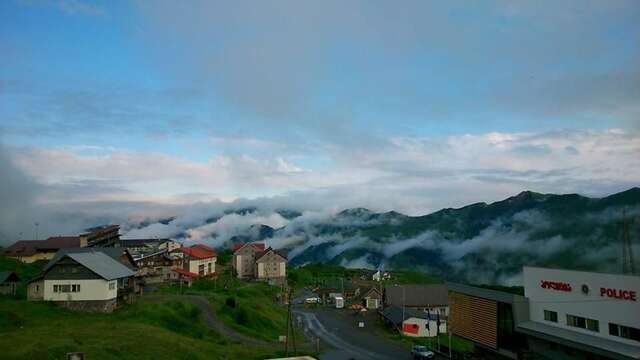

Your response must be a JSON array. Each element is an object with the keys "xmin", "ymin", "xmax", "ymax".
[{"xmin": 411, "ymin": 345, "xmax": 435, "ymax": 359}]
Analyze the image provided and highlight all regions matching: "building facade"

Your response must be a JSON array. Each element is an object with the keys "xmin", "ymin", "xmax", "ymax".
[
  {"xmin": 518, "ymin": 266, "xmax": 640, "ymax": 360},
  {"xmin": 27, "ymin": 250, "xmax": 136, "ymax": 312},
  {"xmin": 448, "ymin": 282, "xmax": 529, "ymax": 359},
  {"xmin": 255, "ymin": 248, "xmax": 287, "ymax": 282},
  {"xmin": 232, "ymin": 242, "xmax": 266, "ymax": 279}
]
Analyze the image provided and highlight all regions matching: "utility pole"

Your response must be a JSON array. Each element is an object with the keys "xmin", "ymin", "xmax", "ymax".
[
  {"xmin": 622, "ymin": 209, "xmax": 636, "ymax": 275},
  {"xmin": 285, "ymin": 286, "xmax": 290, "ymax": 356}
]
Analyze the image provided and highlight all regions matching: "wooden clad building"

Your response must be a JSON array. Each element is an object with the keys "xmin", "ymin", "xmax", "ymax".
[{"xmin": 447, "ymin": 282, "xmax": 528, "ymax": 359}]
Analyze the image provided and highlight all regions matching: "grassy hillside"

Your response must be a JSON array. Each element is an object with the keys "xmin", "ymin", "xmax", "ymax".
[
  {"xmin": 157, "ymin": 269, "xmax": 305, "ymax": 345},
  {"xmin": 0, "ymin": 297, "xmax": 281, "ymax": 360}
]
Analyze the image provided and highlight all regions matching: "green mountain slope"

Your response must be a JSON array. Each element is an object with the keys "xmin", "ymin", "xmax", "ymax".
[{"xmin": 285, "ymin": 187, "xmax": 640, "ymax": 284}]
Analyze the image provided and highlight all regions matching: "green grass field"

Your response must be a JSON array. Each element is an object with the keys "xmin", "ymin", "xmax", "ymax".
[
  {"xmin": 0, "ymin": 297, "xmax": 284, "ymax": 360},
  {"xmin": 0, "ymin": 255, "xmax": 303, "ymax": 359},
  {"xmin": 158, "ymin": 269, "xmax": 304, "ymax": 345}
]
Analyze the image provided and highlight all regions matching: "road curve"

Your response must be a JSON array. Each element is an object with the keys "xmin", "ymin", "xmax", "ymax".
[{"xmin": 294, "ymin": 310, "xmax": 398, "ymax": 360}]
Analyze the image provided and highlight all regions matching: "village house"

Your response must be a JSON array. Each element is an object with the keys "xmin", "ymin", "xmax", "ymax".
[
  {"xmin": 255, "ymin": 247, "xmax": 287, "ymax": 285},
  {"xmin": 172, "ymin": 244, "xmax": 217, "ymax": 286},
  {"xmin": 0, "ymin": 271, "xmax": 20, "ymax": 296},
  {"xmin": 135, "ymin": 249, "xmax": 181, "ymax": 284},
  {"xmin": 384, "ymin": 284, "xmax": 449, "ymax": 317},
  {"xmin": 359, "ymin": 287, "xmax": 383, "ymax": 309},
  {"xmin": 3, "ymin": 236, "xmax": 82, "ymax": 263},
  {"xmin": 119, "ymin": 238, "xmax": 181, "ymax": 255},
  {"xmin": 232, "ymin": 243, "xmax": 287, "ymax": 284},
  {"xmin": 232, "ymin": 242, "xmax": 265, "ymax": 279},
  {"xmin": 27, "ymin": 248, "xmax": 136, "ymax": 312}
]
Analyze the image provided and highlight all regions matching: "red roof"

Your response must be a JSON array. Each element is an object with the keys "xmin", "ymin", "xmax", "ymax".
[
  {"xmin": 173, "ymin": 268, "xmax": 200, "ymax": 278},
  {"xmin": 4, "ymin": 236, "xmax": 81, "ymax": 257},
  {"xmin": 179, "ymin": 244, "xmax": 217, "ymax": 259},
  {"xmin": 232, "ymin": 242, "xmax": 266, "ymax": 253}
]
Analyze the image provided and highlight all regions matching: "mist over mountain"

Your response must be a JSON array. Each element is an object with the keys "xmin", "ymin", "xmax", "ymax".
[{"xmin": 121, "ymin": 188, "xmax": 640, "ymax": 285}]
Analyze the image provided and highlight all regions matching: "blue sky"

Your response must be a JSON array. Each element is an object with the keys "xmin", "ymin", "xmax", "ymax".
[{"xmin": 0, "ymin": 0, "xmax": 639, "ymax": 239}]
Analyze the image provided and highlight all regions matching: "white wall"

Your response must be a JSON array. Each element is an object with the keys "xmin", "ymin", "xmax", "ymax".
[
  {"xmin": 402, "ymin": 318, "xmax": 447, "ymax": 337},
  {"xmin": 43, "ymin": 279, "xmax": 117, "ymax": 301},
  {"xmin": 524, "ymin": 266, "xmax": 640, "ymax": 346},
  {"xmin": 188, "ymin": 257, "xmax": 216, "ymax": 275}
]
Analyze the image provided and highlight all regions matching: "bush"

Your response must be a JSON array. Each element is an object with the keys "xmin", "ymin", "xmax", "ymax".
[
  {"xmin": 225, "ymin": 296, "xmax": 237, "ymax": 308},
  {"xmin": 234, "ymin": 307, "xmax": 249, "ymax": 325}
]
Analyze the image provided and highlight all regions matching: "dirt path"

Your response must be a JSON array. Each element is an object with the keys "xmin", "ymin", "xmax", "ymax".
[{"xmin": 143, "ymin": 294, "xmax": 272, "ymax": 347}]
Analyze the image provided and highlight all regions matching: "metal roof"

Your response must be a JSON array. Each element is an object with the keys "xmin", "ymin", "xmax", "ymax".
[
  {"xmin": 44, "ymin": 247, "xmax": 136, "ymax": 272},
  {"xmin": 46, "ymin": 251, "xmax": 134, "ymax": 281},
  {"xmin": 385, "ymin": 284, "xmax": 449, "ymax": 307},
  {"xmin": 518, "ymin": 321, "xmax": 640, "ymax": 360},
  {"xmin": 447, "ymin": 282, "xmax": 520, "ymax": 304}
]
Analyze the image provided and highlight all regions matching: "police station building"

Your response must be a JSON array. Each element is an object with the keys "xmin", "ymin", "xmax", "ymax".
[{"xmin": 518, "ymin": 266, "xmax": 640, "ymax": 360}]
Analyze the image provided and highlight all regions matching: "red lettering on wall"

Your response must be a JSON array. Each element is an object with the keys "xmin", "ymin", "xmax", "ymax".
[
  {"xmin": 600, "ymin": 287, "xmax": 637, "ymax": 301},
  {"xmin": 540, "ymin": 280, "xmax": 572, "ymax": 292}
]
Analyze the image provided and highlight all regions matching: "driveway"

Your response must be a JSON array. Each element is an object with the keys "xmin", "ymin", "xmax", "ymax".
[{"xmin": 294, "ymin": 308, "xmax": 414, "ymax": 360}]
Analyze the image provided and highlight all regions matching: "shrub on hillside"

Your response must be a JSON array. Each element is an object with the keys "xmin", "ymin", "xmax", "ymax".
[{"xmin": 225, "ymin": 296, "xmax": 237, "ymax": 308}]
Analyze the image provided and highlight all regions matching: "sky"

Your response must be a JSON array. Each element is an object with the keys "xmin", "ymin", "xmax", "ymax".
[{"xmin": 0, "ymin": 0, "xmax": 639, "ymax": 241}]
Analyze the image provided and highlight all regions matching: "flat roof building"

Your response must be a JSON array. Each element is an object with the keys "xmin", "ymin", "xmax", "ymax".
[{"xmin": 518, "ymin": 266, "xmax": 640, "ymax": 360}]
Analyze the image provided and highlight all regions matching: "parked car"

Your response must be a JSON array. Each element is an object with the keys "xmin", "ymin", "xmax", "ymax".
[
  {"xmin": 305, "ymin": 297, "xmax": 321, "ymax": 304},
  {"xmin": 411, "ymin": 345, "xmax": 434, "ymax": 359}
]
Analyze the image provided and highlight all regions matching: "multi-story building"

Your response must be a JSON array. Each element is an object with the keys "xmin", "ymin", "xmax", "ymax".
[
  {"xmin": 518, "ymin": 266, "xmax": 640, "ymax": 360},
  {"xmin": 172, "ymin": 244, "xmax": 217, "ymax": 285},
  {"xmin": 80, "ymin": 225, "xmax": 120, "ymax": 247},
  {"xmin": 232, "ymin": 243, "xmax": 287, "ymax": 283}
]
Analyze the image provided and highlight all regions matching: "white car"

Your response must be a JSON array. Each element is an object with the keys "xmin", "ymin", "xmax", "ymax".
[
  {"xmin": 305, "ymin": 297, "xmax": 321, "ymax": 304},
  {"xmin": 411, "ymin": 345, "xmax": 435, "ymax": 359}
]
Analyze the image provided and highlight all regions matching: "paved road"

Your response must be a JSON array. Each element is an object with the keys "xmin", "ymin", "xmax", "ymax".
[{"xmin": 294, "ymin": 308, "xmax": 414, "ymax": 360}]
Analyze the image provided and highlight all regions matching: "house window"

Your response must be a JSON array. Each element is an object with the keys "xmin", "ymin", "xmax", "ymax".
[
  {"xmin": 53, "ymin": 285, "xmax": 59, "ymax": 292},
  {"xmin": 199, "ymin": 264, "xmax": 205, "ymax": 275},
  {"xmin": 109, "ymin": 281, "xmax": 116, "ymax": 290},
  {"xmin": 72, "ymin": 284, "xmax": 81, "ymax": 292},
  {"xmin": 567, "ymin": 314, "xmax": 599, "ymax": 332},
  {"xmin": 208, "ymin": 263, "xmax": 212, "ymax": 274},
  {"xmin": 544, "ymin": 310, "xmax": 558, "ymax": 322},
  {"xmin": 610, "ymin": 323, "xmax": 640, "ymax": 342}
]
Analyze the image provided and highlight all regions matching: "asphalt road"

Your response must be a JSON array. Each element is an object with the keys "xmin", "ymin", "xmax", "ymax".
[{"xmin": 294, "ymin": 308, "xmax": 415, "ymax": 360}]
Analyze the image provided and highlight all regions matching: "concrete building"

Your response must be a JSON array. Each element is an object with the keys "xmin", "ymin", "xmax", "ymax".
[
  {"xmin": 232, "ymin": 242, "xmax": 266, "ymax": 279},
  {"xmin": 232, "ymin": 243, "xmax": 287, "ymax": 284},
  {"xmin": 80, "ymin": 225, "xmax": 120, "ymax": 247},
  {"xmin": 255, "ymin": 247, "xmax": 287, "ymax": 283},
  {"xmin": 0, "ymin": 271, "xmax": 20, "ymax": 296},
  {"xmin": 518, "ymin": 266, "xmax": 640, "ymax": 360},
  {"xmin": 27, "ymin": 249, "xmax": 136, "ymax": 312}
]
